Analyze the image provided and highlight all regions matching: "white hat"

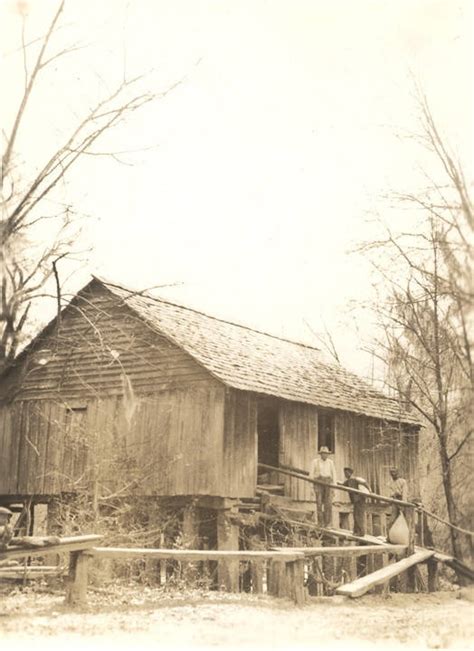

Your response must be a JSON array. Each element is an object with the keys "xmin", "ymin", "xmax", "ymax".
[{"xmin": 319, "ymin": 446, "xmax": 330, "ymax": 453}]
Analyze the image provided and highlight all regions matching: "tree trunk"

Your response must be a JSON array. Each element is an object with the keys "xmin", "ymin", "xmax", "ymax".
[{"xmin": 439, "ymin": 443, "xmax": 469, "ymax": 585}]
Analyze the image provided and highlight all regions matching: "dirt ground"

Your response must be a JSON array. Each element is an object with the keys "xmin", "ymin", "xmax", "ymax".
[{"xmin": 0, "ymin": 584, "xmax": 473, "ymax": 650}]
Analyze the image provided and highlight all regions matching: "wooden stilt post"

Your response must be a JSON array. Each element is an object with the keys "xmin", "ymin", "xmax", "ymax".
[
  {"xmin": 65, "ymin": 551, "xmax": 90, "ymax": 606},
  {"xmin": 45, "ymin": 498, "xmax": 62, "ymax": 567},
  {"xmin": 217, "ymin": 502, "xmax": 239, "ymax": 592},
  {"xmin": 427, "ymin": 559, "xmax": 439, "ymax": 592},
  {"xmin": 183, "ymin": 503, "xmax": 199, "ymax": 584},
  {"xmin": 159, "ymin": 533, "xmax": 167, "ymax": 585}
]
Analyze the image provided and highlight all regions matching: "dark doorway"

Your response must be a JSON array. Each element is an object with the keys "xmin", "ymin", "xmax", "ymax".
[{"xmin": 257, "ymin": 399, "xmax": 280, "ymax": 469}]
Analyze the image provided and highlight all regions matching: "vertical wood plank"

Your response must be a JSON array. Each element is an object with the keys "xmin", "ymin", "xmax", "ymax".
[
  {"xmin": 66, "ymin": 551, "xmax": 90, "ymax": 606},
  {"xmin": 268, "ymin": 559, "xmax": 287, "ymax": 598},
  {"xmin": 250, "ymin": 560, "xmax": 264, "ymax": 593},
  {"xmin": 16, "ymin": 401, "xmax": 28, "ymax": 493}
]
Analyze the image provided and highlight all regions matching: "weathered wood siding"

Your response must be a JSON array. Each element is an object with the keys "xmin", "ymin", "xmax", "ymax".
[
  {"xmin": 0, "ymin": 280, "xmax": 232, "ymax": 497},
  {"xmin": 279, "ymin": 401, "xmax": 317, "ymax": 501},
  {"xmin": 273, "ymin": 405, "xmax": 418, "ymax": 503},
  {"xmin": 0, "ymin": 280, "xmax": 212, "ymax": 402},
  {"xmin": 222, "ymin": 390, "xmax": 257, "ymax": 498},
  {"xmin": 334, "ymin": 412, "xmax": 419, "ymax": 505},
  {"xmin": 0, "ymin": 385, "xmax": 226, "ymax": 497}
]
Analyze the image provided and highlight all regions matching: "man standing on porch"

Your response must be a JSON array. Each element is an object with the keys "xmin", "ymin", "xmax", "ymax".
[
  {"xmin": 309, "ymin": 446, "xmax": 337, "ymax": 527},
  {"xmin": 387, "ymin": 466, "xmax": 409, "ymax": 529},
  {"xmin": 341, "ymin": 467, "xmax": 371, "ymax": 536}
]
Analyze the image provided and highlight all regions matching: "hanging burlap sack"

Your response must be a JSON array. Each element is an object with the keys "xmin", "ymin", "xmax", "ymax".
[{"xmin": 388, "ymin": 512, "xmax": 410, "ymax": 545}]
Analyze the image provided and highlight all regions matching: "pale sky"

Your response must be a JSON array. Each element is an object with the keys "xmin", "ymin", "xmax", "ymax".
[{"xmin": 1, "ymin": 0, "xmax": 472, "ymax": 380}]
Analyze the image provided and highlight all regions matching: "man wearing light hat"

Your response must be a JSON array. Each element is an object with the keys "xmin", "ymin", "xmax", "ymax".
[{"xmin": 309, "ymin": 446, "xmax": 337, "ymax": 527}]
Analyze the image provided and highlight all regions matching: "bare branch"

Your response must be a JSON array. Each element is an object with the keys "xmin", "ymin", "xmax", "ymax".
[{"xmin": 1, "ymin": 0, "xmax": 65, "ymax": 186}]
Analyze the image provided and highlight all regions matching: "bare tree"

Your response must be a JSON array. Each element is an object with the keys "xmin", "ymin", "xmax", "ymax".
[
  {"xmin": 362, "ymin": 92, "xmax": 473, "ymax": 567},
  {"xmin": 0, "ymin": 0, "xmax": 178, "ymax": 371}
]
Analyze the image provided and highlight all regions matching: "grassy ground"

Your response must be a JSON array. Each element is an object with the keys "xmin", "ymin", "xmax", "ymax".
[{"xmin": 0, "ymin": 583, "xmax": 473, "ymax": 649}]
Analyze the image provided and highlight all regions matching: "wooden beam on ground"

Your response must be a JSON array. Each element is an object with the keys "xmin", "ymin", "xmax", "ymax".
[
  {"xmin": 89, "ymin": 548, "xmax": 305, "ymax": 562},
  {"xmin": 336, "ymin": 549, "xmax": 435, "ymax": 598},
  {"xmin": 271, "ymin": 545, "xmax": 406, "ymax": 557},
  {"xmin": 0, "ymin": 535, "xmax": 103, "ymax": 561}
]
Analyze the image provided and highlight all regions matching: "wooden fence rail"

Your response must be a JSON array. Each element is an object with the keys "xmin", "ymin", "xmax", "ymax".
[
  {"xmin": 0, "ymin": 536, "xmax": 437, "ymax": 604},
  {"xmin": 67, "ymin": 547, "xmax": 308, "ymax": 607},
  {"xmin": 271, "ymin": 544, "xmax": 407, "ymax": 558},
  {"xmin": 0, "ymin": 535, "xmax": 104, "ymax": 562}
]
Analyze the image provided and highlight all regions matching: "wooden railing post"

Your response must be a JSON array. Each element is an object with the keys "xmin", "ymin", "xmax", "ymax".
[
  {"xmin": 285, "ymin": 558, "xmax": 306, "ymax": 605},
  {"xmin": 268, "ymin": 559, "xmax": 287, "ymax": 598},
  {"xmin": 65, "ymin": 550, "xmax": 90, "ymax": 606},
  {"xmin": 405, "ymin": 505, "xmax": 416, "ymax": 592},
  {"xmin": 405, "ymin": 506, "xmax": 416, "ymax": 555},
  {"xmin": 250, "ymin": 560, "xmax": 264, "ymax": 593}
]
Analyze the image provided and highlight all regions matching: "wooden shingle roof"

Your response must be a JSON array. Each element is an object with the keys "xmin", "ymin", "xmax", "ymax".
[{"xmin": 100, "ymin": 278, "xmax": 419, "ymax": 426}]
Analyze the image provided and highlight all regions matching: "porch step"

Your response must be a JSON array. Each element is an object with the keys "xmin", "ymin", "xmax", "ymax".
[
  {"xmin": 260, "ymin": 493, "xmax": 315, "ymax": 522},
  {"xmin": 270, "ymin": 506, "xmax": 314, "ymax": 523},
  {"xmin": 256, "ymin": 484, "xmax": 285, "ymax": 496},
  {"xmin": 236, "ymin": 498, "xmax": 260, "ymax": 512}
]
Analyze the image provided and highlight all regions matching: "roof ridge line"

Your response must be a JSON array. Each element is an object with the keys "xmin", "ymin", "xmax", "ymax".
[{"xmin": 94, "ymin": 275, "xmax": 322, "ymax": 353}]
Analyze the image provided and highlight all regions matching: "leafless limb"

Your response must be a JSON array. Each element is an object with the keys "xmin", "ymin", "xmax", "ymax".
[
  {"xmin": 303, "ymin": 318, "xmax": 341, "ymax": 364},
  {"xmin": 0, "ymin": 0, "xmax": 181, "ymax": 370},
  {"xmin": 360, "ymin": 89, "xmax": 473, "ymax": 569}
]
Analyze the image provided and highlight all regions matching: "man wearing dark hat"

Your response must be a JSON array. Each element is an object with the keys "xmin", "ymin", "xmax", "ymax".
[
  {"xmin": 309, "ymin": 446, "xmax": 337, "ymax": 527},
  {"xmin": 341, "ymin": 467, "xmax": 370, "ymax": 536}
]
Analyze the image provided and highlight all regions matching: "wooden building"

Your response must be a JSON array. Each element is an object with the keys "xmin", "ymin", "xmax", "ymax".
[{"xmin": 0, "ymin": 276, "xmax": 420, "ymax": 541}]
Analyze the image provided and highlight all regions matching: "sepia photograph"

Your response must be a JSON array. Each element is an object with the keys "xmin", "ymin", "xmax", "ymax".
[{"xmin": 0, "ymin": 0, "xmax": 473, "ymax": 648}]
